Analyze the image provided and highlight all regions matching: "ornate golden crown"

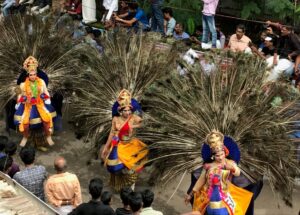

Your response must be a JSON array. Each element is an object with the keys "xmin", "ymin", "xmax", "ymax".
[
  {"xmin": 23, "ymin": 56, "xmax": 38, "ymax": 73},
  {"xmin": 206, "ymin": 130, "xmax": 225, "ymax": 154},
  {"xmin": 117, "ymin": 89, "xmax": 132, "ymax": 109}
]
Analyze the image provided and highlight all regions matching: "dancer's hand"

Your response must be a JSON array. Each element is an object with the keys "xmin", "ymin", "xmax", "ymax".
[
  {"xmin": 184, "ymin": 193, "xmax": 192, "ymax": 205},
  {"xmin": 101, "ymin": 146, "xmax": 108, "ymax": 160}
]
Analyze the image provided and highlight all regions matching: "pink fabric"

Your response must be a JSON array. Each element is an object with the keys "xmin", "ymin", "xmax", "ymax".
[{"xmin": 202, "ymin": 0, "xmax": 219, "ymax": 16}]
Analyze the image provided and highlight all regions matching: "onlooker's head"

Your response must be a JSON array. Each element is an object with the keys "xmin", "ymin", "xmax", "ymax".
[
  {"xmin": 0, "ymin": 136, "xmax": 8, "ymax": 152},
  {"xmin": 141, "ymin": 189, "xmax": 155, "ymax": 208},
  {"xmin": 120, "ymin": 187, "xmax": 133, "ymax": 206},
  {"xmin": 281, "ymin": 25, "xmax": 292, "ymax": 36},
  {"xmin": 162, "ymin": 7, "xmax": 173, "ymax": 19},
  {"xmin": 174, "ymin": 23, "xmax": 184, "ymax": 34},
  {"xmin": 0, "ymin": 155, "xmax": 13, "ymax": 173},
  {"xmin": 5, "ymin": 141, "xmax": 17, "ymax": 156},
  {"xmin": 85, "ymin": 26, "xmax": 94, "ymax": 37},
  {"xmin": 19, "ymin": 146, "xmax": 35, "ymax": 165},
  {"xmin": 195, "ymin": 26, "xmax": 202, "ymax": 36},
  {"xmin": 128, "ymin": 2, "xmax": 138, "ymax": 12},
  {"xmin": 101, "ymin": 191, "xmax": 112, "ymax": 205},
  {"xmin": 89, "ymin": 178, "xmax": 104, "ymax": 200},
  {"xmin": 265, "ymin": 26, "xmax": 273, "ymax": 34},
  {"xmin": 236, "ymin": 24, "xmax": 246, "ymax": 39},
  {"xmin": 264, "ymin": 34, "xmax": 277, "ymax": 48},
  {"xmin": 216, "ymin": 23, "xmax": 221, "ymax": 32},
  {"xmin": 120, "ymin": 1, "xmax": 128, "ymax": 9},
  {"xmin": 260, "ymin": 30, "xmax": 267, "ymax": 42},
  {"xmin": 54, "ymin": 156, "xmax": 67, "ymax": 173},
  {"xmin": 128, "ymin": 192, "xmax": 143, "ymax": 213}
]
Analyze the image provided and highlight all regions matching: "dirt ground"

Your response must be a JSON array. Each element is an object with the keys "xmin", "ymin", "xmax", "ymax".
[{"xmin": 0, "ymin": 113, "xmax": 300, "ymax": 215}]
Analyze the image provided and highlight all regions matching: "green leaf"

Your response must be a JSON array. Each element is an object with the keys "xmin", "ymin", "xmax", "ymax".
[
  {"xmin": 240, "ymin": 2, "xmax": 261, "ymax": 19},
  {"xmin": 187, "ymin": 17, "xmax": 195, "ymax": 35}
]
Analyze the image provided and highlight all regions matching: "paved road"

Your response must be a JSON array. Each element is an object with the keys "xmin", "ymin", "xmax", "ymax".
[{"xmin": 1, "ymin": 118, "xmax": 299, "ymax": 215}]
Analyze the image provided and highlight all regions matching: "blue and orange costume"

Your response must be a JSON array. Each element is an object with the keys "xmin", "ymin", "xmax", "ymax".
[
  {"xmin": 14, "ymin": 56, "xmax": 56, "ymax": 144},
  {"xmin": 105, "ymin": 89, "xmax": 148, "ymax": 191},
  {"xmin": 191, "ymin": 131, "xmax": 253, "ymax": 215}
]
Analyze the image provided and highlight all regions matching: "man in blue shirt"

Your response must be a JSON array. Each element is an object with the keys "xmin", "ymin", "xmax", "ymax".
[{"xmin": 114, "ymin": 2, "xmax": 150, "ymax": 31}]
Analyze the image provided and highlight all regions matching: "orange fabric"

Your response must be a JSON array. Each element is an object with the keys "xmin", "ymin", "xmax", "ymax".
[
  {"xmin": 19, "ymin": 77, "xmax": 53, "ymax": 132},
  {"xmin": 229, "ymin": 183, "xmax": 253, "ymax": 215},
  {"xmin": 193, "ymin": 183, "xmax": 252, "ymax": 215},
  {"xmin": 117, "ymin": 138, "xmax": 148, "ymax": 170},
  {"xmin": 45, "ymin": 172, "xmax": 82, "ymax": 207}
]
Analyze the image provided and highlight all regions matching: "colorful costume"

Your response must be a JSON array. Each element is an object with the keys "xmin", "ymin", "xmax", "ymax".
[
  {"xmin": 192, "ymin": 131, "xmax": 252, "ymax": 215},
  {"xmin": 105, "ymin": 89, "xmax": 148, "ymax": 191},
  {"xmin": 14, "ymin": 56, "xmax": 56, "ymax": 140}
]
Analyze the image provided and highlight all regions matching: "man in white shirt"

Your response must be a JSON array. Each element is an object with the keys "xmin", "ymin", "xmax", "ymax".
[{"xmin": 140, "ymin": 189, "xmax": 163, "ymax": 215}]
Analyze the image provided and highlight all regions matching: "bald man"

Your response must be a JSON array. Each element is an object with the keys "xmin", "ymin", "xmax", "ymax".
[{"xmin": 45, "ymin": 157, "xmax": 82, "ymax": 215}]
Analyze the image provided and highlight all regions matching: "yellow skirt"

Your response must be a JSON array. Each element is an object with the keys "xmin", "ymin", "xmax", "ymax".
[
  {"xmin": 118, "ymin": 138, "xmax": 149, "ymax": 171},
  {"xmin": 193, "ymin": 183, "xmax": 253, "ymax": 215}
]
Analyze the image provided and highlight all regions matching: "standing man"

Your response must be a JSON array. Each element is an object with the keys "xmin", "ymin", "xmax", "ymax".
[
  {"xmin": 140, "ymin": 189, "xmax": 163, "ymax": 215},
  {"xmin": 69, "ymin": 178, "xmax": 115, "ymax": 215},
  {"xmin": 13, "ymin": 147, "xmax": 47, "ymax": 200},
  {"xmin": 201, "ymin": 0, "xmax": 219, "ymax": 48},
  {"xmin": 45, "ymin": 157, "xmax": 82, "ymax": 215},
  {"xmin": 150, "ymin": 0, "xmax": 164, "ymax": 34}
]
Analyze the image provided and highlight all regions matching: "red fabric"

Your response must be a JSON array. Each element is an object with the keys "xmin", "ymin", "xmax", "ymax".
[
  {"xmin": 43, "ymin": 94, "xmax": 50, "ymax": 99},
  {"xmin": 18, "ymin": 96, "xmax": 27, "ymax": 103},
  {"xmin": 111, "ymin": 138, "xmax": 119, "ymax": 146},
  {"xmin": 30, "ymin": 97, "xmax": 37, "ymax": 105},
  {"xmin": 118, "ymin": 120, "xmax": 130, "ymax": 140},
  {"xmin": 76, "ymin": 3, "xmax": 82, "ymax": 14}
]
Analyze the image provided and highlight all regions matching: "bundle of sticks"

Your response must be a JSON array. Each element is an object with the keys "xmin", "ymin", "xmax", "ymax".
[{"xmin": 0, "ymin": 172, "xmax": 57, "ymax": 215}]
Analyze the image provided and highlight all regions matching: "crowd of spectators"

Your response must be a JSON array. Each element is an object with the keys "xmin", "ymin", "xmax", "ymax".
[
  {"xmin": 54, "ymin": 0, "xmax": 300, "ymax": 85},
  {"xmin": 0, "ymin": 135, "xmax": 164, "ymax": 215}
]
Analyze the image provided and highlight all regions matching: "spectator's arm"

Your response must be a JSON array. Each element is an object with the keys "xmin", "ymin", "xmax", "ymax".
[
  {"xmin": 266, "ymin": 20, "xmax": 282, "ymax": 30},
  {"xmin": 251, "ymin": 46, "xmax": 266, "ymax": 59},
  {"xmin": 118, "ymin": 12, "xmax": 129, "ymax": 18},
  {"xmin": 288, "ymin": 34, "xmax": 300, "ymax": 58},
  {"xmin": 273, "ymin": 53, "xmax": 278, "ymax": 65},
  {"xmin": 115, "ymin": 16, "xmax": 137, "ymax": 26},
  {"xmin": 45, "ymin": 181, "xmax": 62, "ymax": 207},
  {"xmin": 73, "ymin": 177, "xmax": 82, "ymax": 207},
  {"xmin": 164, "ymin": 20, "xmax": 167, "ymax": 34}
]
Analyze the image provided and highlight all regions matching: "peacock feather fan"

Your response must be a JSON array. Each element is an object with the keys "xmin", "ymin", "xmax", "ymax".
[
  {"xmin": 70, "ymin": 30, "xmax": 176, "ymax": 145},
  {"xmin": 142, "ymin": 51, "xmax": 300, "ymax": 206}
]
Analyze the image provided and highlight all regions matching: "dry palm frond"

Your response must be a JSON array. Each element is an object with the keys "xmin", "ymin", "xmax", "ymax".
[
  {"xmin": 70, "ymin": 31, "xmax": 176, "ymax": 145},
  {"xmin": 142, "ymin": 51, "xmax": 300, "ymax": 205},
  {"xmin": 0, "ymin": 15, "xmax": 77, "ymax": 109}
]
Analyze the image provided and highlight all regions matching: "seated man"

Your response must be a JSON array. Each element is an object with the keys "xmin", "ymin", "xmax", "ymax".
[
  {"xmin": 173, "ymin": 23, "xmax": 190, "ymax": 40},
  {"xmin": 228, "ymin": 24, "xmax": 252, "ymax": 53},
  {"xmin": 265, "ymin": 21, "xmax": 300, "ymax": 81},
  {"xmin": 114, "ymin": 2, "xmax": 150, "ymax": 32},
  {"xmin": 251, "ymin": 34, "xmax": 277, "ymax": 67},
  {"xmin": 64, "ymin": 0, "xmax": 82, "ymax": 20}
]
